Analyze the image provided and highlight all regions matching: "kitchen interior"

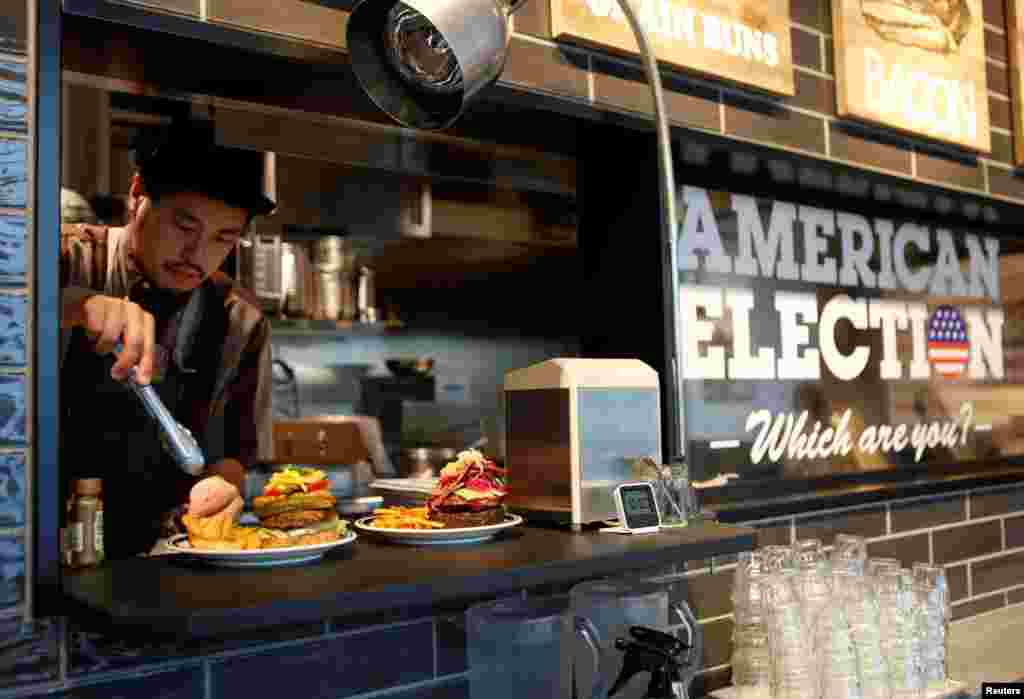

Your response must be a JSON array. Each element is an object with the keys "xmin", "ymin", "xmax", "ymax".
[{"xmin": 60, "ymin": 73, "xmax": 584, "ymax": 506}]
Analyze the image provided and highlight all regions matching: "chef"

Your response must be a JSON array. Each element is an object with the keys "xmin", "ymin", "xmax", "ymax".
[{"xmin": 59, "ymin": 120, "xmax": 276, "ymax": 558}]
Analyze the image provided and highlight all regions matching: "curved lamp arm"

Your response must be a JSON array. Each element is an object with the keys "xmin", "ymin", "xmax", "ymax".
[{"xmin": 607, "ymin": 0, "xmax": 685, "ymax": 459}]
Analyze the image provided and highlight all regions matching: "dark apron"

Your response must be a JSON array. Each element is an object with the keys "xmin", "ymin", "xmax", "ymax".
[{"xmin": 60, "ymin": 285, "xmax": 225, "ymax": 559}]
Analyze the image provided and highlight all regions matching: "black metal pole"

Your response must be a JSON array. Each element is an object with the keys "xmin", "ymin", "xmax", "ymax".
[{"xmin": 30, "ymin": 0, "xmax": 62, "ymax": 619}]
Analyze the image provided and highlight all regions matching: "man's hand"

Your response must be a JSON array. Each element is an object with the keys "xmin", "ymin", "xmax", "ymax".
[
  {"xmin": 206, "ymin": 458, "xmax": 245, "ymax": 495},
  {"xmin": 72, "ymin": 294, "xmax": 156, "ymax": 384}
]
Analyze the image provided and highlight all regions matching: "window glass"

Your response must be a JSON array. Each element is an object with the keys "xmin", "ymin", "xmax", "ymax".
[{"xmin": 677, "ymin": 186, "xmax": 1024, "ymax": 483}]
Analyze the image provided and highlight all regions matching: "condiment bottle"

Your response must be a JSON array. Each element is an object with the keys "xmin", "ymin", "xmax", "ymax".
[{"xmin": 63, "ymin": 478, "xmax": 104, "ymax": 568}]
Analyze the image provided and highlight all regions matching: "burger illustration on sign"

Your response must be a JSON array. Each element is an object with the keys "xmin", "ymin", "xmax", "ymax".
[{"xmin": 861, "ymin": 0, "xmax": 972, "ymax": 54}]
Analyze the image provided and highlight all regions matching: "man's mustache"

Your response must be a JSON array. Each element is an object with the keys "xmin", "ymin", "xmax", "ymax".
[{"xmin": 167, "ymin": 261, "xmax": 205, "ymax": 277}]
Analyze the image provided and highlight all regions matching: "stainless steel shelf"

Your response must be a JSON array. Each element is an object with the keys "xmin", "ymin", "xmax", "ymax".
[{"xmin": 269, "ymin": 319, "xmax": 404, "ymax": 337}]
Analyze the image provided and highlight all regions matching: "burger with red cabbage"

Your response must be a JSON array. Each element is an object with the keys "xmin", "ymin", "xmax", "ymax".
[{"xmin": 427, "ymin": 450, "xmax": 508, "ymax": 528}]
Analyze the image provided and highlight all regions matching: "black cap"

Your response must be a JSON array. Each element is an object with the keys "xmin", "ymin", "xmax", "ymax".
[{"xmin": 132, "ymin": 119, "xmax": 276, "ymax": 218}]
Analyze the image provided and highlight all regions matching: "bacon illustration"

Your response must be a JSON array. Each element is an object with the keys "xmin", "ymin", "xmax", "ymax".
[{"xmin": 861, "ymin": 0, "xmax": 971, "ymax": 54}]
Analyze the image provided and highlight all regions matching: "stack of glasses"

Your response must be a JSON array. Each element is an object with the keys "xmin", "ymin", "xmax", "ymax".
[
  {"xmin": 833, "ymin": 569, "xmax": 888, "ymax": 699},
  {"xmin": 914, "ymin": 564, "xmax": 950, "ymax": 689},
  {"xmin": 762, "ymin": 565, "xmax": 817, "ymax": 699},
  {"xmin": 730, "ymin": 534, "xmax": 949, "ymax": 699},
  {"xmin": 877, "ymin": 568, "xmax": 926, "ymax": 699},
  {"xmin": 731, "ymin": 551, "xmax": 771, "ymax": 699}
]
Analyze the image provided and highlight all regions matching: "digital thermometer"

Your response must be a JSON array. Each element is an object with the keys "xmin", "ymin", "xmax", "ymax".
[{"xmin": 613, "ymin": 482, "xmax": 661, "ymax": 534}]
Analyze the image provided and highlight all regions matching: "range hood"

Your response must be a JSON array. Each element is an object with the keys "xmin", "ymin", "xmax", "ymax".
[
  {"xmin": 260, "ymin": 151, "xmax": 431, "ymax": 244},
  {"xmin": 256, "ymin": 151, "xmax": 577, "ymax": 253}
]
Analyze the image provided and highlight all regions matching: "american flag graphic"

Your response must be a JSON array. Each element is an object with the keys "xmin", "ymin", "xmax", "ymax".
[{"xmin": 927, "ymin": 306, "xmax": 970, "ymax": 378}]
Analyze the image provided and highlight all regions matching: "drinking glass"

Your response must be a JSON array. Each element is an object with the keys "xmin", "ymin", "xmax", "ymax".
[
  {"xmin": 657, "ymin": 462, "xmax": 697, "ymax": 526},
  {"xmin": 816, "ymin": 601, "xmax": 861, "ymax": 699},
  {"xmin": 731, "ymin": 627, "xmax": 771, "ymax": 699},
  {"xmin": 867, "ymin": 557, "xmax": 901, "ymax": 595},
  {"xmin": 733, "ymin": 551, "xmax": 769, "ymax": 625},
  {"xmin": 762, "ymin": 572, "xmax": 818, "ymax": 699},
  {"xmin": 792, "ymin": 539, "xmax": 824, "ymax": 569},
  {"xmin": 912, "ymin": 564, "xmax": 949, "ymax": 687},
  {"xmin": 876, "ymin": 569, "xmax": 924, "ymax": 699},
  {"xmin": 912, "ymin": 564, "xmax": 949, "ymax": 615},
  {"xmin": 467, "ymin": 594, "xmax": 570, "ymax": 699},
  {"xmin": 570, "ymin": 578, "xmax": 679, "ymax": 699},
  {"xmin": 761, "ymin": 545, "xmax": 794, "ymax": 573},
  {"xmin": 834, "ymin": 569, "xmax": 889, "ymax": 699},
  {"xmin": 832, "ymin": 534, "xmax": 868, "ymax": 574},
  {"xmin": 866, "ymin": 557, "xmax": 901, "ymax": 577}
]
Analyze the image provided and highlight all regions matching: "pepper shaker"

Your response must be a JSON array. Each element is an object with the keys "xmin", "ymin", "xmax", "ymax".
[{"xmin": 63, "ymin": 478, "xmax": 104, "ymax": 569}]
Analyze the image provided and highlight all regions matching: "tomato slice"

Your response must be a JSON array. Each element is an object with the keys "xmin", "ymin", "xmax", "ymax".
[{"xmin": 264, "ymin": 479, "xmax": 327, "ymax": 497}]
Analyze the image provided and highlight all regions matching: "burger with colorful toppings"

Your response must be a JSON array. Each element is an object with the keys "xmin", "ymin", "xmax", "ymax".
[
  {"xmin": 252, "ymin": 467, "xmax": 339, "ymax": 532},
  {"xmin": 427, "ymin": 450, "xmax": 508, "ymax": 528}
]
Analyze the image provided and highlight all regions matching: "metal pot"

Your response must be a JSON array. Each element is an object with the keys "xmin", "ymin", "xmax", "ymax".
[
  {"xmin": 400, "ymin": 447, "xmax": 457, "ymax": 479},
  {"xmin": 238, "ymin": 234, "xmax": 285, "ymax": 314},
  {"xmin": 313, "ymin": 270, "xmax": 343, "ymax": 321},
  {"xmin": 357, "ymin": 265, "xmax": 376, "ymax": 323},
  {"xmin": 312, "ymin": 235, "xmax": 354, "ymax": 273},
  {"xmin": 281, "ymin": 242, "xmax": 309, "ymax": 318}
]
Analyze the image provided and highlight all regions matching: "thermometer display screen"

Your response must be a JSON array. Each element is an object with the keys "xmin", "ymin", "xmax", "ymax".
[
  {"xmin": 623, "ymin": 489, "xmax": 655, "ymax": 514},
  {"xmin": 615, "ymin": 483, "xmax": 660, "ymax": 530}
]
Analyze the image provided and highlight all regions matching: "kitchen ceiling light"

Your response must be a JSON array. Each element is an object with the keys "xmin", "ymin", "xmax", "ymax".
[{"xmin": 347, "ymin": 0, "xmax": 525, "ymax": 129}]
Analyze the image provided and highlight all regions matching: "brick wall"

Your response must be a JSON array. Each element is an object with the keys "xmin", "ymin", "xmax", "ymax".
[{"xmin": 504, "ymin": 0, "xmax": 1022, "ymax": 207}]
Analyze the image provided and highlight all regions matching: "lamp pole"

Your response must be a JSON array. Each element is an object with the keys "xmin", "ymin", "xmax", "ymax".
[{"xmin": 607, "ymin": 0, "xmax": 685, "ymax": 462}]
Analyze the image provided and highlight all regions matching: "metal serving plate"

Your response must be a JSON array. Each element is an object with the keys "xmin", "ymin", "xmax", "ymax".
[
  {"xmin": 354, "ymin": 514, "xmax": 523, "ymax": 545},
  {"xmin": 165, "ymin": 531, "xmax": 357, "ymax": 567}
]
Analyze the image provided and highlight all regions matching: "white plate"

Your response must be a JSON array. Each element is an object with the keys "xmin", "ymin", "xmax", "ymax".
[
  {"xmin": 354, "ymin": 514, "xmax": 523, "ymax": 545},
  {"xmin": 369, "ymin": 479, "xmax": 438, "ymax": 496},
  {"xmin": 165, "ymin": 531, "xmax": 357, "ymax": 567}
]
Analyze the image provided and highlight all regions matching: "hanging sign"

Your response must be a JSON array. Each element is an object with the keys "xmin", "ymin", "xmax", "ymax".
[
  {"xmin": 1007, "ymin": 0, "xmax": 1024, "ymax": 164},
  {"xmin": 831, "ymin": 0, "xmax": 991, "ymax": 152},
  {"xmin": 676, "ymin": 186, "xmax": 1006, "ymax": 466},
  {"xmin": 549, "ymin": 0, "xmax": 796, "ymax": 95}
]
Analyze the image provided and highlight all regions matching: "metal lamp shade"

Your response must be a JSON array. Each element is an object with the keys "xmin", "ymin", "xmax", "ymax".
[{"xmin": 347, "ymin": 0, "xmax": 513, "ymax": 129}]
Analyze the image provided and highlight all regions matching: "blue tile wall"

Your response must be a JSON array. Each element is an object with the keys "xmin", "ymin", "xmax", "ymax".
[
  {"xmin": 0, "ymin": 215, "xmax": 27, "ymax": 285},
  {"xmin": 0, "ymin": 452, "xmax": 24, "ymax": 528},
  {"xmin": 209, "ymin": 621, "xmax": 435, "ymax": 699},
  {"xmin": 435, "ymin": 615, "xmax": 466, "ymax": 676},
  {"xmin": 0, "ymin": 374, "xmax": 25, "ymax": 445},
  {"xmin": 58, "ymin": 667, "xmax": 204, "ymax": 699},
  {"xmin": 0, "ymin": 620, "xmax": 60, "ymax": 690},
  {"xmin": 0, "ymin": 139, "xmax": 25, "ymax": 209},
  {"xmin": 0, "ymin": 534, "xmax": 22, "ymax": 609},
  {"xmin": 0, "ymin": 295, "xmax": 26, "ymax": 366},
  {"xmin": 385, "ymin": 677, "xmax": 468, "ymax": 699},
  {"xmin": 0, "ymin": 60, "xmax": 26, "ymax": 133},
  {"xmin": 68, "ymin": 620, "xmax": 326, "ymax": 677}
]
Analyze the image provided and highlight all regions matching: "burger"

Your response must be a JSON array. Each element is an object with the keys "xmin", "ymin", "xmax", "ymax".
[
  {"xmin": 427, "ymin": 450, "xmax": 508, "ymax": 528},
  {"xmin": 252, "ymin": 467, "xmax": 341, "ymax": 537},
  {"xmin": 181, "ymin": 470, "xmax": 345, "ymax": 550}
]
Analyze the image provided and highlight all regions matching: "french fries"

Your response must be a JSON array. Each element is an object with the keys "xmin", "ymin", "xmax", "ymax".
[{"xmin": 371, "ymin": 507, "xmax": 446, "ymax": 530}]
